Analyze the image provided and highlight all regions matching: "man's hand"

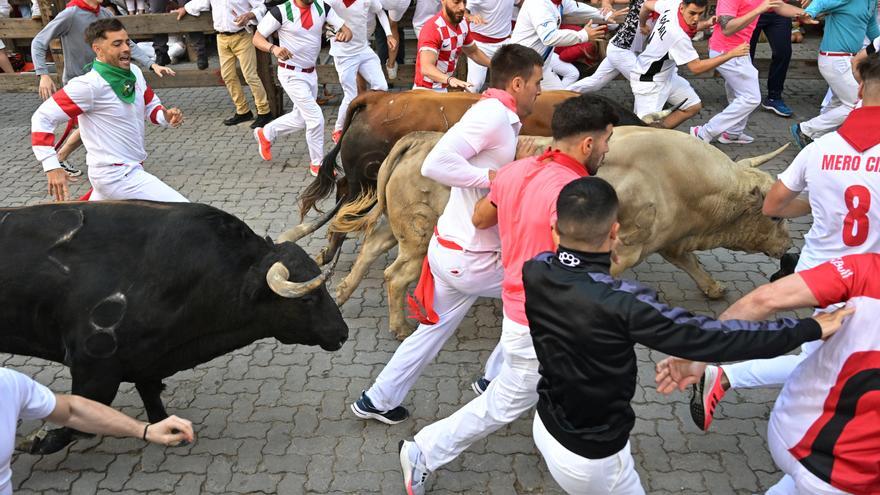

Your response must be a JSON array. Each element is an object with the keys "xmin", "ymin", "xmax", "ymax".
[
  {"xmin": 175, "ymin": 6, "xmax": 187, "ymax": 19},
  {"xmin": 386, "ymin": 34, "xmax": 398, "ymax": 53},
  {"xmin": 639, "ymin": 22, "xmax": 651, "ymax": 35},
  {"xmin": 763, "ymin": 0, "xmax": 784, "ymax": 12},
  {"xmin": 488, "ymin": 169, "xmax": 497, "ymax": 182},
  {"xmin": 800, "ymin": 0, "xmax": 811, "ymax": 7},
  {"xmin": 272, "ymin": 45, "xmax": 292, "ymax": 60},
  {"xmin": 814, "ymin": 305, "xmax": 855, "ymax": 340},
  {"xmin": 47, "ymin": 168, "xmax": 75, "ymax": 202},
  {"xmin": 797, "ymin": 12, "xmax": 819, "ymax": 25},
  {"xmin": 697, "ymin": 15, "xmax": 717, "ymax": 31},
  {"xmin": 446, "ymin": 77, "xmax": 473, "ymax": 90},
  {"xmin": 151, "ymin": 64, "xmax": 176, "ymax": 77},
  {"xmin": 465, "ymin": 13, "xmax": 485, "ymax": 25},
  {"xmin": 39, "ymin": 74, "xmax": 56, "ymax": 100},
  {"xmin": 163, "ymin": 107, "xmax": 184, "ymax": 127},
  {"xmin": 608, "ymin": 6, "xmax": 630, "ymax": 21},
  {"xmin": 144, "ymin": 415, "xmax": 195, "ymax": 446},
  {"xmin": 515, "ymin": 136, "xmax": 540, "ymax": 160},
  {"xmin": 233, "ymin": 10, "xmax": 255, "ymax": 26},
  {"xmin": 584, "ymin": 21, "xmax": 608, "ymax": 41},
  {"xmin": 728, "ymin": 43, "xmax": 751, "ymax": 58},
  {"xmin": 335, "ymin": 25, "xmax": 353, "ymax": 42},
  {"xmin": 655, "ymin": 357, "xmax": 707, "ymax": 394}
]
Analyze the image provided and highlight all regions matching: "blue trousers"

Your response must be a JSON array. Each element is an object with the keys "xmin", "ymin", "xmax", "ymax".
[{"xmin": 749, "ymin": 12, "xmax": 792, "ymax": 100}]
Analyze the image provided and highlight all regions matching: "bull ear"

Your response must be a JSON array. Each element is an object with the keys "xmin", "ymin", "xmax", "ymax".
[
  {"xmin": 265, "ymin": 235, "xmax": 274, "ymax": 245},
  {"xmin": 750, "ymin": 186, "xmax": 765, "ymax": 211},
  {"xmin": 242, "ymin": 264, "xmax": 267, "ymax": 301}
]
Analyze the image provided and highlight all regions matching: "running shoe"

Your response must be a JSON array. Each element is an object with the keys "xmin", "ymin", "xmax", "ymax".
[
  {"xmin": 350, "ymin": 391, "xmax": 410, "ymax": 425},
  {"xmin": 59, "ymin": 161, "xmax": 83, "ymax": 177},
  {"xmin": 689, "ymin": 126, "xmax": 711, "ymax": 143},
  {"xmin": 718, "ymin": 132, "xmax": 755, "ymax": 144},
  {"xmin": 399, "ymin": 440, "xmax": 430, "ymax": 495},
  {"xmin": 332, "ymin": 130, "xmax": 342, "ymax": 144},
  {"xmin": 790, "ymin": 123, "xmax": 813, "ymax": 149},
  {"xmin": 387, "ymin": 62, "xmax": 398, "ymax": 81},
  {"xmin": 254, "ymin": 128, "xmax": 272, "ymax": 161},
  {"xmin": 690, "ymin": 365, "xmax": 727, "ymax": 431},
  {"xmin": 761, "ymin": 98, "xmax": 793, "ymax": 118},
  {"xmin": 471, "ymin": 377, "xmax": 491, "ymax": 395},
  {"xmin": 309, "ymin": 163, "xmax": 321, "ymax": 177}
]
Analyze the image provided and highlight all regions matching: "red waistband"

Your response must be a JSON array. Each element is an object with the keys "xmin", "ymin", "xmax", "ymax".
[
  {"xmin": 434, "ymin": 226, "xmax": 463, "ymax": 250},
  {"xmin": 819, "ymin": 51, "xmax": 855, "ymax": 57},
  {"xmin": 278, "ymin": 62, "xmax": 315, "ymax": 73},
  {"xmin": 470, "ymin": 32, "xmax": 509, "ymax": 44}
]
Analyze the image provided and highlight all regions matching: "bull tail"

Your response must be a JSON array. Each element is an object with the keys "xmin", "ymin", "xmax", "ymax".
[
  {"xmin": 329, "ymin": 190, "xmax": 379, "ymax": 234},
  {"xmin": 359, "ymin": 133, "xmax": 418, "ymax": 235},
  {"xmin": 736, "ymin": 143, "xmax": 790, "ymax": 168},
  {"xmin": 298, "ymin": 98, "xmax": 370, "ymax": 218}
]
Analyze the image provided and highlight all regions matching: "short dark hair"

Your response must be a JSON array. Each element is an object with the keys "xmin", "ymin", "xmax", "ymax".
[
  {"xmin": 556, "ymin": 177, "xmax": 619, "ymax": 247},
  {"xmin": 85, "ymin": 18, "xmax": 126, "ymax": 45},
  {"xmin": 550, "ymin": 94, "xmax": 620, "ymax": 141},
  {"xmin": 682, "ymin": 0, "xmax": 709, "ymax": 7},
  {"xmin": 858, "ymin": 53, "xmax": 880, "ymax": 85},
  {"xmin": 489, "ymin": 44, "xmax": 544, "ymax": 89}
]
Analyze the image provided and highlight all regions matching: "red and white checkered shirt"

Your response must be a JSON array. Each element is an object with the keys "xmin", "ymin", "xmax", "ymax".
[{"xmin": 413, "ymin": 12, "xmax": 474, "ymax": 91}]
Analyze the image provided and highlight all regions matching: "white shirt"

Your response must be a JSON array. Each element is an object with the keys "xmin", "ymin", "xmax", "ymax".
[
  {"xmin": 326, "ymin": 0, "xmax": 390, "ymax": 57},
  {"xmin": 1, "ymin": 368, "xmax": 56, "ymax": 495},
  {"xmin": 510, "ymin": 0, "xmax": 604, "ymax": 62},
  {"xmin": 468, "ymin": 0, "xmax": 515, "ymax": 40},
  {"xmin": 421, "ymin": 97, "xmax": 521, "ymax": 251},
  {"xmin": 32, "ymin": 64, "xmax": 170, "ymax": 172},
  {"xmin": 413, "ymin": 0, "xmax": 440, "ymax": 33},
  {"xmin": 257, "ymin": 1, "xmax": 344, "ymax": 69},
  {"xmin": 777, "ymin": 133, "xmax": 880, "ymax": 272},
  {"xmin": 631, "ymin": 0, "xmax": 698, "ymax": 82},
  {"xmin": 381, "ymin": 0, "xmax": 409, "ymax": 22},
  {"xmin": 185, "ymin": 0, "xmax": 266, "ymax": 33}
]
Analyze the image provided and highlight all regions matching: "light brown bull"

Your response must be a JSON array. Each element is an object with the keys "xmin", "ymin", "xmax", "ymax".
[{"xmin": 334, "ymin": 128, "xmax": 792, "ymax": 338}]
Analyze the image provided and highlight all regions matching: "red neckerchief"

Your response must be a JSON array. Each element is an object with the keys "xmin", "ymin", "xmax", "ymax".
[
  {"xmin": 838, "ymin": 106, "xmax": 880, "ymax": 153},
  {"xmin": 66, "ymin": 0, "xmax": 100, "ymax": 14},
  {"xmin": 298, "ymin": 2, "xmax": 313, "ymax": 29},
  {"xmin": 678, "ymin": 9, "xmax": 697, "ymax": 38},
  {"xmin": 482, "ymin": 88, "xmax": 517, "ymax": 114},
  {"xmin": 550, "ymin": 0, "xmax": 562, "ymax": 5},
  {"xmin": 342, "ymin": 0, "xmax": 355, "ymax": 6},
  {"xmin": 538, "ymin": 148, "xmax": 589, "ymax": 176}
]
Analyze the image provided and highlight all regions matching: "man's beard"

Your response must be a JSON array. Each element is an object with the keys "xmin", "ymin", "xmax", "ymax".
[
  {"xmin": 586, "ymin": 153, "xmax": 603, "ymax": 175},
  {"xmin": 444, "ymin": 5, "xmax": 463, "ymax": 23}
]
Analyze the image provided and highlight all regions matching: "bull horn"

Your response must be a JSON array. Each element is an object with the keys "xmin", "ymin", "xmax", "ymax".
[
  {"xmin": 640, "ymin": 99, "xmax": 687, "ymax": 125},
  {"xmin": 266, "ymin": 262, "xmax": 330, "ymax": 298},
  {"xmin": 736, "ymin": 143, "xmax": 790, "ymax": 168},
  {"xmin": 276, "ymin": 198, "xmax": 345, "ymax": 244}
]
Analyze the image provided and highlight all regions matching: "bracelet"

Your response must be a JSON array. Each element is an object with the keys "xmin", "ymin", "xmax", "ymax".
[
  {"xmin": 142, "ymin": 423, "xmax": 150, "ymax": 441},
  {"xmin": 446, "ymin": 75, "xmax": 453, "ymax": 86}
]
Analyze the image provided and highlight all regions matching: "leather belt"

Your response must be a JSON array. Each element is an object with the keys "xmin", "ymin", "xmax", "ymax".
[
  {"xmin": 217, "ymin": 30, "xmax": 244, "ymax": 36},
  {"xmin": 819, "ymin": 51, "xmax": 855, "ymax": 57},
  {"xmin": 434, "ymin": 226, "xmax": 463, "ymax": 251},
  {"xmin": 278, "ymin": 62, "xmax": 315, "ymax": 73}
]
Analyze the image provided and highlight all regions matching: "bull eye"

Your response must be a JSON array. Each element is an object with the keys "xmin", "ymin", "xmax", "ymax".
[{"xmin": 771, "ymin": 217, "xmax": 783, "ymax": 222}]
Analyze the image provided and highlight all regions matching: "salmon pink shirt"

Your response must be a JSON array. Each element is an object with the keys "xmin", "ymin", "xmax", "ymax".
[{"xmin": 709, "ymin": 0, "xmax": 765, "ymax": 53}]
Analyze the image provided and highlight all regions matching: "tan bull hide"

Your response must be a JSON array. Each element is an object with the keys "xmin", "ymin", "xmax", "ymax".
[{"xmin": 334, "ymin": 128, "xmax": 791, "ymax": 339}]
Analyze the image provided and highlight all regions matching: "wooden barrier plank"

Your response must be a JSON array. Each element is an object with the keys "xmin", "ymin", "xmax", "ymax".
[{"xmin": 0, "ymin": 12, "xmax": 215, "ymax": 39}]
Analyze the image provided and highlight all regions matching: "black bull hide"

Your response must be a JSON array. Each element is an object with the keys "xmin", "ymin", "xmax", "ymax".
[{"xmin": 0, "ymin": 201, "xmax": 347, "ymax": 454}]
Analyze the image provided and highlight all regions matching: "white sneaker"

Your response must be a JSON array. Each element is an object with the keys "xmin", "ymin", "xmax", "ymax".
[
  {"xmin": 689, "ymin": 126, "xmax": 711, "ymax": 143},
  {"xmin": 399, "ymin": 440, "xmax": 430, "ymax": 495},
  {"xmin": 718, "ymin": 132, "xmax": 755, "ymax": 144},
  {"xmin": 386, "ymin": 62, "xmax": 398, "ymax": 81}
]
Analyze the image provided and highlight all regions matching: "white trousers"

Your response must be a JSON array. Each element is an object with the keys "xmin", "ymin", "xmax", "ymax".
[
  {"xmin": 366, "ymin": 236, "xmax": 505, "ymax": 411},
  {"xmin": 333, "ymin": 50, "xmax": 388, "ymax": 132},
  {"xmin": 765, "ymin": 418, "xmax": 849, "ymax": 494},
  {"xmin": 699, "ymin": 50, "xmax": 761, "ymax": 139},
  {"xmin": 569, "ymin": 44, "xmax": 636, "ymax": 93},
  {"xmin": 551, "ymin": 55, "xmax": 580, "ymax": 88},
  {"xmin": 631, "ymin": 73, "xmax": 701, "ymax": 118},
  {"xmin": 722, "ymin": 339, "xmax": 823, "ymax": 389},
  {"xmin": 801, "ymin": 54, "xmax": 860, "ymax": 139},
  {"xmin": 541, "ymin": 53, "xmax": 567, "ymax": 90},
  {"xmin": 415, "ymin": 316, "xmax": 540, "ymax": 471},
  {"xmin": 264, "ymin": 68, "xmax": 323, "ymax": 165},
  {"xmin": 467, "ymin": 39, "xmax": 506, "ymax": 93},
  {"xmin": 534, "ymin": 415, "xmax": 646, "ymax": 495},
  {"xmin": 88, "ymin": 164, "xmax": 188, "ymax": 202}
]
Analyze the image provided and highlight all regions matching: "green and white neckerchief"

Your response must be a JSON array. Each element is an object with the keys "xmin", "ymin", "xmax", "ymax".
[{"xmin": 90, "ymin": 60, "xmax": 136, "ymax": 103}]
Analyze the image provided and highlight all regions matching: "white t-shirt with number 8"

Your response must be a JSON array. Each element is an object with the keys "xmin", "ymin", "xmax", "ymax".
[{"xmin": 778, "ymin": 133, "xmax": 880, "ymax": 272}]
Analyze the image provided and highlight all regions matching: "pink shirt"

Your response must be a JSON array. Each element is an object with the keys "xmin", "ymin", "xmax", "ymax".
[
  {"xmin": 487, "ymin": 151, "xmax": 588, "ymax": 326},
  {"xmin": 709, "ymin": 0, "xmax": 764, "ymax": 53}
]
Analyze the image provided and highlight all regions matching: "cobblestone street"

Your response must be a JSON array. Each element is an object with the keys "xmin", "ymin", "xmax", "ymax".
[{"xmin": 1, "ymin": 73, "xmax": 829, "ymax": 494}]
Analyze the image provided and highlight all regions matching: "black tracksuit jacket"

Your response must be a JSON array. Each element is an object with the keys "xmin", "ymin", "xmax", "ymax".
[{"xmin": 522, "ymin": 247, "xmax": 822, "ymax": 460}]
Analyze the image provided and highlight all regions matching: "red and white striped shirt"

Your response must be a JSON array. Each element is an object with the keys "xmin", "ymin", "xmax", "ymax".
[
  {"xmin": 32, "ymin": 64, "xmax": 168, "ymax": 172},
  {"xmin": 413, "ymin": 12, "xmax": 474, "ymax": 91}
]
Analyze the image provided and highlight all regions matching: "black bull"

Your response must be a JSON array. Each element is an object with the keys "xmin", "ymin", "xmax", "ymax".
[
  {"xmin": 298, "ymin": 90, "xmax": 655, "ymax": 266},
  {"xmin": 0, "ymin": 201, "xmax": 347, "ymax": 454}
]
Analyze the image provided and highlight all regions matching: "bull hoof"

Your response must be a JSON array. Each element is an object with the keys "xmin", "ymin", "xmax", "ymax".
[
  {"xmin": 335, "ymin": 283, "xmax": 352, "ymax": 305},
  {"xmin": 702, "ymin": 282, "xmax": 727, "ymax": 300},
  {"xmin": 25, "ymin": 427, "xmax": 90, "ymax": 455}
]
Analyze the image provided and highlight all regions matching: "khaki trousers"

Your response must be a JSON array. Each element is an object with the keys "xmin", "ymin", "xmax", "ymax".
[{"xmin": 217, "ymin": 31, "xmax": 270, "ymax": 115}]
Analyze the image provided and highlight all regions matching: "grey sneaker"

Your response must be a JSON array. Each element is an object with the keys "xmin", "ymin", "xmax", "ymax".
[
  {"xmin": 350, "ymin": 391, "xmax": 410, "ymax": 425},
  {"xmin": 471, "ymin": 377, "xmax": 491, "ymax": 395},
  {"xmin": 59, "ymin": 161, "xmax": 82, "ymax": 177},
  {"xmin": 399, "ymin": 440, "xmax": 430, "ymax": 495}
]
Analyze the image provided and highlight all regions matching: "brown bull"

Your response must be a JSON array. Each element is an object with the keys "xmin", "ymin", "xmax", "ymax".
[
  {"xmin": 298, "ymin": 90, "xmax": 669, "ymax": 266},
  {"xmin": 333, "ymin": 129, "xmax": 792, "ymax": 339}
]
